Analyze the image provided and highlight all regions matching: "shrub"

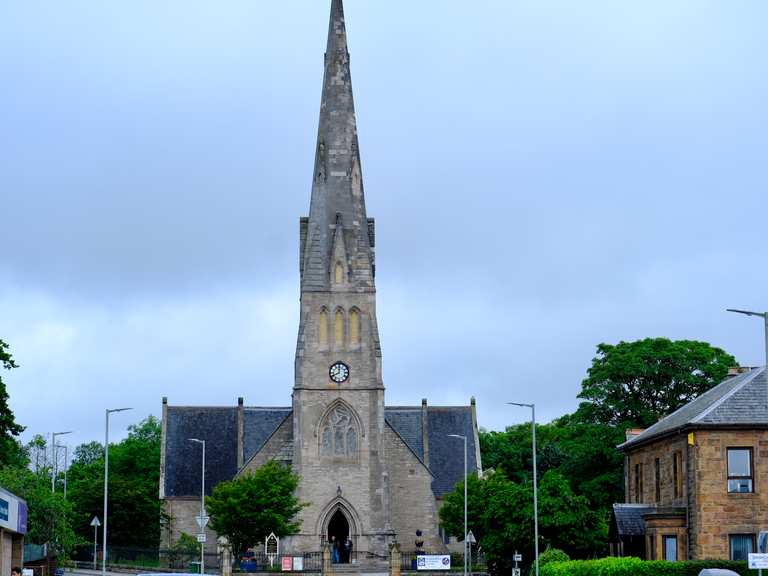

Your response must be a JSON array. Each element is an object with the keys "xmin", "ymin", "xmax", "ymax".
[
  {"xmin": 540, "ymin": 557, "xmax": 750, "ymax": 576},
  {"xmin": 531, "ymin": 549, "xmax": 570, "ymax": 575}
]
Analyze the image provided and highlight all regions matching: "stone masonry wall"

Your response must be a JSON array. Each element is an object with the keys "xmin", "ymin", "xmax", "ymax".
[
  {"xmin": 163, "ymin": 497, "xmax": 218, "ymax": 555},
  {"xmin": 385, "ymin": 425, "xmax": 444, "ymax": 553},
  {"xmin": 240, "ymin": 416, "xmax": 293, "ymax": 472},
  {"xmin": 691, "ymin": 430, "xmax": 768, "ymax": 560},
  {"xmin": 626, "ymin": 435, "xmax": 689, "ymax": 507}
]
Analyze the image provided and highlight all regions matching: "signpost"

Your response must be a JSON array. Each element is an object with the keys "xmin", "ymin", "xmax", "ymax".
[
  {"xmin": 512, "ymin": 551, "xmax": 522, "ymax": 576},
  {"xmin": 749, "ymin": 554, "xmax": 768, "ymax": 570},
  {"xmin": 266, "ymin": 533, "xmax": 280, "ymax": 568},
  {"xmin": 90, "ymin": 517, "xmax": 101, "ymax": 570},
  {"xmin": 467, "ymin": 531, "xmax": 476, "ymax": 576}
]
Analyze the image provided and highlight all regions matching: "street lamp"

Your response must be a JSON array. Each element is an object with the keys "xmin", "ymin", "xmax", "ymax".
[
  {"xmin": 448, "ymin": 434, "xmax": 468, "ymax": 576},
  {"xmin": 508, "ymin": 403, "xmax": 539, "ymax": 576},
  {"xmin": 103, "ymin": 408, "xmax": 132, "ymax": 576},
  {"xmin": 56, "ymin": 444, "xmax": 69, "ymax": 499},
  {"xmin": 189, "ymin": 438, "xmax": 207, "ymax": 575},
  {"xmin": 727, "ymin": 309, "xmax": 768, "ymax": 366},
  {"xmin": 51, "ymin": 431, "xmax": 72, "ymax": 493}
]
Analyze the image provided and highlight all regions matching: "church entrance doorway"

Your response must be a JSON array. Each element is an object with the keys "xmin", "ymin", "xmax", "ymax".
[{"xmin": 327, "ymin": 509, "xmax": 351, "ymax": 563}]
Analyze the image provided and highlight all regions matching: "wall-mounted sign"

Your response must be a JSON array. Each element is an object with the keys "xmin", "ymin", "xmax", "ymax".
[
  {"xmin": 0, "ymin": 488, "xmax": 27, "ymax": 535},
  {"xmin": 417, "ymin": 555, "xmax": 451, "ymax": 570}
]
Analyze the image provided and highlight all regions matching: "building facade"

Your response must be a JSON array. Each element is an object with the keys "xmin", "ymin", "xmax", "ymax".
[
  {"xmin": 0, "ymin": 486, "xmax": 27, "ymax": 576},
  {"xmin": 160, "ymin": 0, "xmax": 482, "ymax": 557},
  {"xmin": 612, "ymin": 367, "xmax": 768, "ymax": 562}
]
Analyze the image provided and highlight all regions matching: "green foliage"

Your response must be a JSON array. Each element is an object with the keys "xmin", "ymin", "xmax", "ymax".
[
  {"xmin": 174, "ymin": 533, "xmax": 200, "ymax": 556},
  {"xmin": 480, "ymin": 419, "xmax": 625, "ymax": 513},
  {"xmin": 0, "ymin": 465, "xmax": 80, "ymax": 556},
  {"xmin": 67, "ymin": 416, "xmax": 163, "ymax": 548},
  {"xmin": 531, "ymin": 549, "xmax": 570, "ymax": 576},
  {"xmin": 575, "ymin": 338, "xmax": 737, "ymax": 428},
  {"xmin": 206, "ymin": 460, "xmax": 305, "ymax": 555},
  {"xmin": 439, "ymin": 470, "xmax": 606, "ymax": 575},
  {"xmin": 0, "ymin": 339, "xmax": 25, "ymax": 467},
  {"xmin": 540, "ymin": 557, "xmax": 750, "ymax": 576}
]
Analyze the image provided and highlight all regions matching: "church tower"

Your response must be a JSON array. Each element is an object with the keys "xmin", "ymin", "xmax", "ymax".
[{"xmin": 292, "ymin": 0, "xmax": 390, "ymax": 553}]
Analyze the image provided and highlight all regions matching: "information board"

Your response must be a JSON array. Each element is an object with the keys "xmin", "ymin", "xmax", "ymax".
[
  {"xmin": 293, "ymin": 557, "xmax": 304, "ymax": 571},
  {"xmin": 282, "ymin": 557, "xmax": 293, "ymax": 571},
  {"xmin": 416, "ymin": 555, "xmax": 451, "ymax": 571},
  {"xmin": 749, "ymin": 553, "xmax": 768, "ymax": 569}
]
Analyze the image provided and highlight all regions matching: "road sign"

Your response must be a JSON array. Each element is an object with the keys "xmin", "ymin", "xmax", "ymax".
[
  {"xmin": 749, "ymin": 554, "xmax": 768, "ymax": 569},
  {"xmin": 513, "ymin": 554, "xmax": 522, "ymax": 562},
  {"xmin": 467, "ymin": 530, "xmax": 477, "ymax": 544},
  {"xmin": 197, "ymin": 533, "xmax": 207, "ymax": 543},
  {"xmin": 196, "ymin": 515, "xmax": 210, "ymax": 528},
  {"xmin": 90, "ymin": 516, "xmax": 101, "ymax": 527},
  {"xmin": 511, "ymin": 570, "xmax": 521, "ymax": 576}
]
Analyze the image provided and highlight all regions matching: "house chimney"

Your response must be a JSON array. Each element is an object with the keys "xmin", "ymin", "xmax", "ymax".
[{"xmin": 625, "ymin": 428, "xmax": 645, "ymax": 442}]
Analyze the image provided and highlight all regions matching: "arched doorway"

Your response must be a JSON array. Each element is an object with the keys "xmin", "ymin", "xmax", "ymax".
[{"xmin": 327, "ymin": 509, "xmax": 350, "ymax": 563}]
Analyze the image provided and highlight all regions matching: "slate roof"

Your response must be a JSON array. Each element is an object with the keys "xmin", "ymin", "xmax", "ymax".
[
  {"xmin": 611, "ymin": 504, "xmax": 654, "ymax": 537},
  {"xmin": 385, "ymin": 408, "xmax": 424, "ymax": 461},
  {"xmin": 165, "ymin": 403, "xmax": 478, "ymax": 498},
  {"xmin": 620, "ymin": 367, "xmax": 768, "ymax": 450},
  {"xmin": 164, "ymin": 406, "xmax": 238, "ymax": 497},
  {"xmin": 243, "ymin": 408, "xmax": 292, "ymax": 463},
  {"xmin": 426, "ymin": 406, "xmax": 479, "ymax": 497}
]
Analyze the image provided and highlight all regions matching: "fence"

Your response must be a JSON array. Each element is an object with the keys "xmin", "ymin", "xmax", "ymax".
[
  {"xmin": 234, "ymin": 551, "xmax": 323, "ymax": 573},
  {"xmin": 71, "ymin": 544, "xmax": 220, "ymax": 572},
  {"xmin": 400, "ymin": 551, "xmax": 487, "ymax": 573}
]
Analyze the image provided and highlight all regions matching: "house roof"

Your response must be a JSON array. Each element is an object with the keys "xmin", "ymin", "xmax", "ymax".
[
  {"xmin": 620, "ymin": 367, "xmax": 768, "ymax": 450},
  {"xmin": 611, "ymin": 504, "xmax": 655, "ymax": 537}
]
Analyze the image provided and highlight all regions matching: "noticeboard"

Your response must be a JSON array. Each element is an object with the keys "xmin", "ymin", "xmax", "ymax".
[
  {"xmin": 416, "ymin": 555, "xmax": 451, "ymax": 571},
  {"xmin": 281, "ymin": 557, "xmax": 293, "ymax": 571},
  {"xmin": 749, "ymin": 553, "xmax": 768, "ymax": 569}
]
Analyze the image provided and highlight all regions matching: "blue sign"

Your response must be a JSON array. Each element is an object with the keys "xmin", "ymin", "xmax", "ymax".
[
  {"xmin": 0, "ymin": 497, "xmax": 8, "ymax": 522},
  {"xmin": 18, "ymin": 501, "xmax": 28, "ymax": 534}
]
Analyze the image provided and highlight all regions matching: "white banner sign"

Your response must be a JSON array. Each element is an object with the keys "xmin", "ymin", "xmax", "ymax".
[
  {"xmin": 416, "ymin": 555, "xmax": 451, "ymax": 571},
  {"xmin": 749, "ymin": 553, "xmax": 768, "ymax": 569}
]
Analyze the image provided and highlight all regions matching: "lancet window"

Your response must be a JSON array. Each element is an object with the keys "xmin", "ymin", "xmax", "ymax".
[
  {"xmin": 319, "ymin": 308, "xmax": 329, "ymax": 346},
  {"xmin": 319, "ymin": 404, "xmax": 359, "ymax": 459},
  {"xmin": 335, "ymin": 309, "xmax": 345, "ymax": 346},
  {"xmin": 349, "ymin": 308, "xmax": 360, "ymax": 345}
]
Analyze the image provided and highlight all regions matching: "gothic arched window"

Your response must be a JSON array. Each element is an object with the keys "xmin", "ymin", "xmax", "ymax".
[
  {"xmin": 335, "ymin": 309, "xmax": 345, "ymax": 346},
  {"xmin": 319, "ymin": 308, "xmax": 329, "ymax": 346},
  {"xmin": 335, "ymin": 262, "xmax": 345, "ymax": 284},
  {"xmin": 349, "ymin": 308, "xmax": 360, "ymax": 346},
  {"xmin": 319, "ymin": 404, "xmax": 359, "ymax": 459}
]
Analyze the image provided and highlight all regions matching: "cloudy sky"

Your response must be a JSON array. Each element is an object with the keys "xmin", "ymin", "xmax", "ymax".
[{"xmin": 1, "ymin": 0, "xmax": 767, "ymax": 449}]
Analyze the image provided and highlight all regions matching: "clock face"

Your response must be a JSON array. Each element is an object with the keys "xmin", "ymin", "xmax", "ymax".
[{"xmin": 329, "ymin": 362, "xmax": 350, "ymax": 383}]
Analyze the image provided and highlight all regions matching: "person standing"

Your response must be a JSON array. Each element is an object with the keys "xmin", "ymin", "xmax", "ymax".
[
  {"xmin": 330, "ymin": 536, "xmax": 340, "ymax": 564},
  {"xmin": 343, "ymin": 538, "xmax": 353, "ymax": 564},
  {"xmin": 12, "ymin": 568, "xmax": 22, "ymax": 576}
]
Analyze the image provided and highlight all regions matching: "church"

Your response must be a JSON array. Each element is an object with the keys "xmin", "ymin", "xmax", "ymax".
[{"xmin": 159, "ymin": 0, "xmax": 481, "ymax": 556}]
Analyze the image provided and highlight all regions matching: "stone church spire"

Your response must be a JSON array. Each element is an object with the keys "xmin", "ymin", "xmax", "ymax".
[{"xmin": 300, "ymin": 0, "xmax": 375, "ymax": 293}]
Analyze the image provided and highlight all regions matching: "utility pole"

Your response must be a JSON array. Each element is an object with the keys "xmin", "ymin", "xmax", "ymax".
[
  {"xmin": 51, "ymin": 431, "xmax": 72, "ymax": 492},
  {"xmin": 104, "ymin": 408, "xmax": 132, "ymax": 576},
  {"xmin": 190, "ymin": 438, "xmax": 207, "ymax": 575},
  {"xmin": 508, "ymin": 403, "xmax": 539, "ymax": 576},
  {"xmin": 448, "ymin": 434, "xmax": 468, "ymax": 576}
]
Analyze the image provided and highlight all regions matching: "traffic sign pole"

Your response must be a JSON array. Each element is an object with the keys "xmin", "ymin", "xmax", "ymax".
[{"xmin": 91, "ymin": 516, "xmax": 101, "ymax": 570}]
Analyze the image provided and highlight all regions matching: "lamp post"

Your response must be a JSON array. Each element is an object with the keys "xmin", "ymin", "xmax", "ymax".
[
  {"xmin": 508, "ymin": 403, "xmax": 539, "ymax": 576},
  {"xmin": 190, "ymin": 438, "xmax": 206, "ymax": 575},
  {"xmin": 103, "ymin": 408, "xmax": 132, "ymax": 576},
  {"xmin": 448, "ymin": 434, "xmax": 468, "ymax": 576},
  {"xmin": 51, "ymin": 431, "xmax": 72, "ymax": 492},
  {"xmin": 727, "ymin": 309, "xmax": 768, "ymax": 366},
  {"xmin": 56, "ymin": 444, "xmax": 69, "ymax": 499}
]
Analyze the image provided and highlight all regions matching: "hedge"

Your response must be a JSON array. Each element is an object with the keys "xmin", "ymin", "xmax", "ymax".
[{"xmin": 540, "ymin": 557, "xmax": 750, "ymax": 576}]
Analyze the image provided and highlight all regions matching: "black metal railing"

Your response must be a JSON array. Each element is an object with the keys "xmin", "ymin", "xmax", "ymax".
[
  {"xmin": 400, "ymin": 551, "xmax": 487, "ymax": 573},
  {"xmin": 235, "ymin": 551, "xmax": 323, "ymax": 573},
  {"xmin": 71, "ymin": 544, "xmax": 220, "ymax": 572}
]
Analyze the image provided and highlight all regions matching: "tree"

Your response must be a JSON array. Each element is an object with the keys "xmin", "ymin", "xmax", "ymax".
[
  {"xmin": 0, "ymin": 465, "xmax": 80, "ymax": 557},
  {"xmin": 575, "ymin": 338, "xmax": 736, "ymax": 428},
  {"xmin": 67, "ymin": 416, "xmax": 164, "ymax": 548},
  {"xmin": 206, "ymin": 461, "xmax": 305, "ymax": 555},
  {"xmin": 439, "ymin": 470, "xmax": 605, "ymax": 576},
  {"xmin": 0, "ymin": 339, "xmax": 25, "ymax": 466}
]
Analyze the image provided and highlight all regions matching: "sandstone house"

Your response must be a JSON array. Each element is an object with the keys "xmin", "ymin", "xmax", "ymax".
[{"xmin": 611, "ymin": 367, "xmax": 768, "ymax": 561}]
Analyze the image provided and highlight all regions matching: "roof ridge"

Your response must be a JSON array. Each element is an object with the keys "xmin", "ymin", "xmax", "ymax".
[{"xmin": 691, "ymin": 367, "xmax": 764, "ymax": 423}]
